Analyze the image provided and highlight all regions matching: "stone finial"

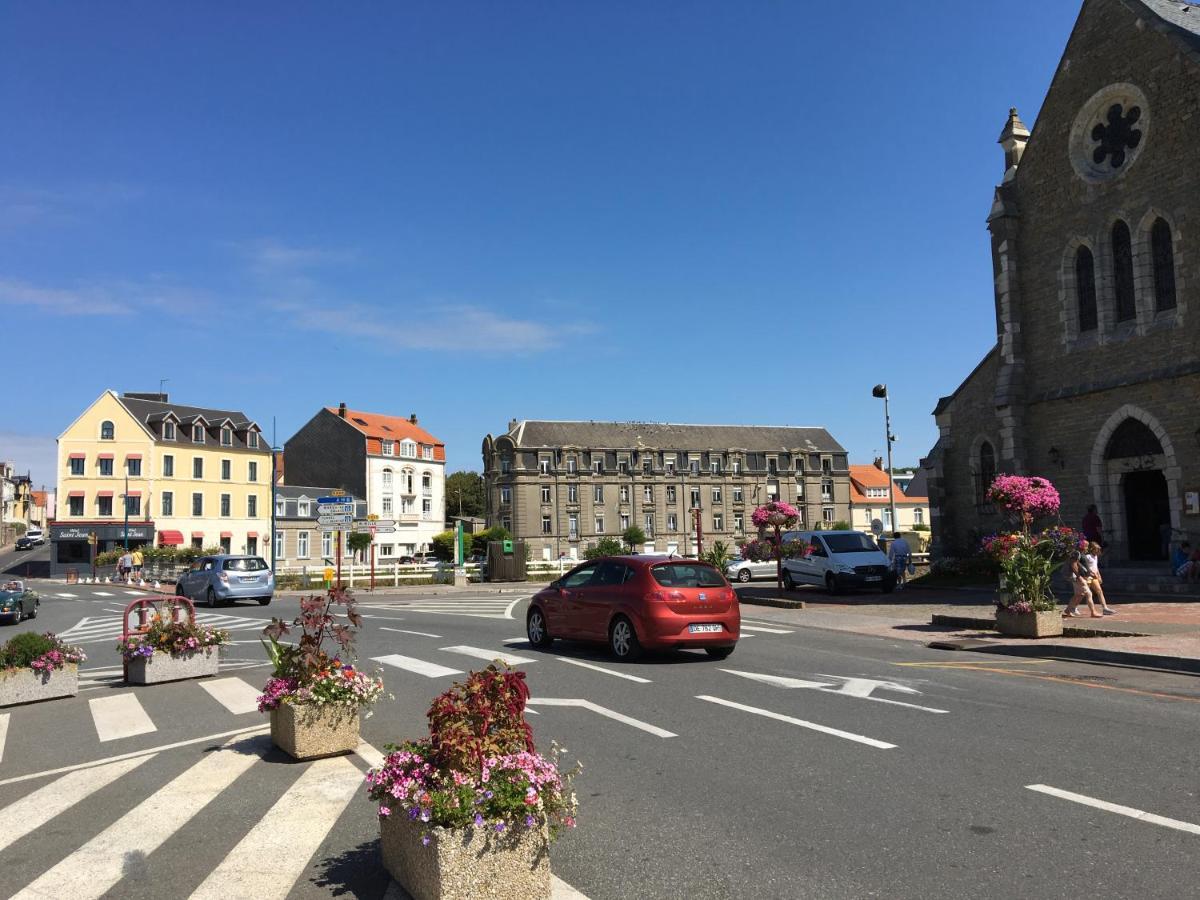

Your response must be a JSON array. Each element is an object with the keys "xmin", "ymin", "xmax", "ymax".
[{"xmin": 998, "ymin": 107, "xmax": 1030, "ymax": 177}]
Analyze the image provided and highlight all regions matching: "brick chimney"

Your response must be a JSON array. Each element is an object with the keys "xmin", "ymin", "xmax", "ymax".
[
  {"xmin": 338, "ymin": 402, "xmax": 347, "ymax": 418},
  {"xmin": 873, "ymin": 456, "xmax": 884, "ymax": 470},
  {"xmin": 409, "ymin": 413, "xmax": 418, "ymax": 425}
]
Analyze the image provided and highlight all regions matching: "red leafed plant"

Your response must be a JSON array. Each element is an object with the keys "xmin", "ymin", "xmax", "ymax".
[
  {"xmin": 426, "ymin": 663, "xmax": 535, "ymax": 772},
  {"xmin": 261, "ymin": 587, "xmax": 363, "ymax": 682}
]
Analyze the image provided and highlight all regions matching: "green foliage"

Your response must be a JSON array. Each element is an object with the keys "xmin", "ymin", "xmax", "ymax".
[
  {"xmin": 346, "ymin": 531, "xmax": 374, "ymax": 556},
  {"xmin": 1, "ymin": 632, "xmax": 56, "ymax": 668},
  {"xmin": 445, "ymin": 471, "xmax": 486, "ymax": 519},
  {"xmin": 426, "ymin": 663, "xmax": 534, "ymax": 772},
  {"xmin": 622, "ymin": 526, "xmax": 646, "ymax": 551},
  {"xmin": 831, "ymin": 520, "xmax": 852, "ymax": 531},
  {"xmin": 430, "ymin": 530, "xmax": 458, "ymax": 562},
  {"xmin": 584, "ymin": 537, "xmax": 625, "ymax": 561},
  {"xmin": 912, "ymin": 524, "xmax": 930, "ymax": 532},
  {"xmin": 262, "ymin": 588, "xmax": 364, "ymax": 683},
  {"xmin": 470, "ymin": 526, "xmax": 511, "ymax": 558},
  {"xmin": 702, "ymin": 540, "xmax": 734, "ymax": 569}
]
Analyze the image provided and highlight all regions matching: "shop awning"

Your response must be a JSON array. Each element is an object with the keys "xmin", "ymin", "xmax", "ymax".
[
  {"xmin": 96, "ymin": 491, "xmax": 114, "ymax": 497},
  {"xmin": 125, "ymin": 453, "xmax": 142, "ymax": 459},
  {"xmin": 220, "ymin": 531, "xmax": 233, "ymax": 539},
  {"xmin": 158, "ymin": 530, "xmax": 184, "ymax": 546},
  {"xmin": 191, "ymin": 531, "xmax": 205, "ymax": 539},
  {"xmin": 68, "ymin": 491, "xmax": 85, "ymax": 498},
  {"xmin": 97, "ymin": 453, "xmax": 114, "ymax": 460},
  {"xmin": 68, "ymin": 453, "xmax": 85, "ymax": 460},
  {"xmin": 246, "ymin": 531, "xmax": 258, "ymax": 538},
  {"xmin": 126, "ymin": 490, "xmax": 142, "ymax": 496}
]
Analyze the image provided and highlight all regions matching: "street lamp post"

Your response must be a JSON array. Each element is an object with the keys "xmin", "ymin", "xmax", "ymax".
[
  {"xmin": 872, "ymin": 384, "xmax": 899, "ymax": 540},
  {"xmin": 122, "ymin": 474, "xmax": 130, "ymax": 551},
  {"xmin": 271, "ymin": 446, "xmax": 282, "ymax": 575}
]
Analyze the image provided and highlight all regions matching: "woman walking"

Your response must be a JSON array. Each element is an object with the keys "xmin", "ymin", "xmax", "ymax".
[
  {"xmin": 1083, "ymin": 541, "xmax": 1116, "ymax": 615},
  {"xmin": 1063, "ymin": 550, "xmax": 1100, "ymax": 618}
]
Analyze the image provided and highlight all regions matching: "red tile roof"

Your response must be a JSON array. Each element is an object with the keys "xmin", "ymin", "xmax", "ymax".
[
  {"xmin": 326, "ymin": 407, "xmax": 446, "ymax": 461},
  {"xmin": 31, "ymin": 491, "xmax": 48, "ymax": 508},
  {"xmin": 849, "ymin": 464, "xmax": 928, "ymax": 505}
]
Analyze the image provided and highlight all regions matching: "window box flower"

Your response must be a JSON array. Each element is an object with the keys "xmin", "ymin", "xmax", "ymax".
[{"xmin": 0, "ymin": 632, "xmax": 86, "ymax": 707}]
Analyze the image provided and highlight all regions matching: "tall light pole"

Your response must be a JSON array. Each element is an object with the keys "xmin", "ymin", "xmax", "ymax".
[
  {"xmin": 872, "ymin": 384, "xmax": 899, "ymax": 539},
  {"xmin": 271, "ymin": 445, "xmax": 282, "ymax": 574},
  {"xmin": 122, "ymin": 473, "xmax": 130, "ymax": 550}
]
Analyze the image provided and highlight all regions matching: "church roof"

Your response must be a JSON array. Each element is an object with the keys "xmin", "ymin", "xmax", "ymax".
[{"xmin": 1134, "ymin": 0, "xmax": 1200, "ymax": 48}]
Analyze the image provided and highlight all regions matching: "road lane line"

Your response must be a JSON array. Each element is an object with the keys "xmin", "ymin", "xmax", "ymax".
[
  {"xmin": 503, "ymin": 596, "xmax": 527, "ymax": 619},
  {"xmin": 696, "ymin": 695, "xmax": 896, "ymax": 749},
  {"xmin": 1026, "ymin": 784, "xmax": 1200, "ymax": 836},
  {"xmin": 0, "ymin": 755, "xmax": 152, "ymax": 852},
  {"xmin": 557, "ymin": 657, "xmax": 651, "ymax": 683},
  {"xmin": 0, "ymin": 713, "xmax": 8, "ymax": 764},
  {"xmin": 93, "ymin": 591, "xmax": 114, "ymax": 596},
  {"xmin": 379, "ymin": 626, "xmax": 442, "ymax": 638},
  {"xmin": 89, "ymin": 693, "xmax": 157, "ymax": 742},
  {"xmin": 56, "ymin": 592, "xmax": 77, "ymax": 598},
  {"xmin": 189, "ymin": 755, "xmax": 362, "ymax": 900},
  {"xmin": 199, "ymin": 677, "xmax": 262, "ymax": 714},
  {"xmin": 739, "ymin": 625, "xmax": 794, "ymax": 634},
  {"xmin": 526, "ymin": 698, "xmax": 676, "ymax": 738},
  {"xmin": 13, "ymin": 735, "xmax": 268, "ymax": 899},
  {"xmin": 440, "ymin": 645, "xmax": 536, "ymax": 666},
  {"xmin": 372, "ymin": 654, "xmax": 463, "ymax": 678}
]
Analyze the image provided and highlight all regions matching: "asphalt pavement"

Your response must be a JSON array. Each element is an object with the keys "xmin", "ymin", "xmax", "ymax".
[{"xmin": 1, "ymin": 581, "xmax": 1199, "ymax": 898}]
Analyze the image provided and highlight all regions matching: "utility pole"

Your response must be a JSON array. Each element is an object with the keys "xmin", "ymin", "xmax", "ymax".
[
  {"xmin": 872, "ymin": 385, "xmax": 899, "ymax": 538},
  {"xmin": 123, "ymin": 473, "xmax": 130, "ymax": 550}
]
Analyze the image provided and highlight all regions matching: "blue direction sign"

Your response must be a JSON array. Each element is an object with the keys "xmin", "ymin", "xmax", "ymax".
[{"xmin": 318, "ymin": 496, "xmax": 349, "ymax": 505}]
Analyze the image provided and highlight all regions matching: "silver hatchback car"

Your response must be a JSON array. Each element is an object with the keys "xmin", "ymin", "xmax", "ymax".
[{"xmin": 175, "ymin": 555, "xmax": 274, "ymax": 607}]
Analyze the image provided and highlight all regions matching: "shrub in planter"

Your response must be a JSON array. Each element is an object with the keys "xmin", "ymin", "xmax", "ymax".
[
  {"xmin": 365, "ymin": 664, "xmax": 580, "ymax": 900},
  {"xmin": 1, "ymin": 631, "xmax": 87, "ymax": 705},
  {"xmin": 117, "ymin": 604, "xmax": 230, "ymax": 683},
  {"xmin": 258, "ymin": 589, "xmax": 384, "ymax": 759}
]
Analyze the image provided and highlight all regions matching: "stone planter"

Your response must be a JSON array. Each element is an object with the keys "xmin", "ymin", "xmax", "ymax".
[
  {"xmin": 0, "ymin": 664, "xmax": 79, "ymax": 707},
  {"xmin": 380, "ymin": 814, "xmax": 551, "ymax": 900},
  {"xmin": 125, "ymin": 648, "xmax": 220, "ymax": 684},
  {"xmin": 270, "ymin": 703, "xmax": 359, "ymax": 760},
  {"xmin": 995, "ymin": 608, "xmax": 1063, "ymax": 639}
]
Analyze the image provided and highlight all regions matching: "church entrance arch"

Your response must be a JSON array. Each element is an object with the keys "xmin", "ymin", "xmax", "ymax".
[{"xmin": 1089, "ymin": 407, "xmax": 1180, "ymax": 563}]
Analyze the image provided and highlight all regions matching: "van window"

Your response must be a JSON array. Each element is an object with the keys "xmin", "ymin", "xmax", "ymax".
[
  {"xmin": 223, "ymin": 557, "xmax": 268, "ymax": 572},
  {"xmin": 823, "ymin": 533, "xmax": 880, "ymax": 554},
  {"xmin": 808, "ymin": 540, "xmax": 828, "ymax": 558},
  {"xmin": 650, "ymin": 563, "xmax": 725, "ymax": 588}
]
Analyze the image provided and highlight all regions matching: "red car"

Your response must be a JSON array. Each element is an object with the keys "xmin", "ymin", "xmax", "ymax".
[{"xmin": 526, "ymin": 556, "xmax": 740, "ymax": 661}]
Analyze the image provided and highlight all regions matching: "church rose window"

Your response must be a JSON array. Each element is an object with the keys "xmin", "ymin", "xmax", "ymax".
[
  {"xmin": 1069, "ymin": 84, "xmax": 1149, "ymax": 183},
  {"xmin": 1090, "ymin": 103, "xmax": 1142, "ymax": 170}
]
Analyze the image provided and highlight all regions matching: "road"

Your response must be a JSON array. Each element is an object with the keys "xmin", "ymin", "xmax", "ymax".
[{"xmin": 1, "ymin": 581, "xmax": 1199, "ymax": 898}]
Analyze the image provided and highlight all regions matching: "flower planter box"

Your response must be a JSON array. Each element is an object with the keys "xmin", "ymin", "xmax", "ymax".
[
  {"xmin": 270, "ymin": 703, "xmax": 359, "ymax": 760},
  {"xmin": 125, "ymin": 648, "xmax": 220, "ymax": 684},
  {"xmin": 0, "ymin": 664, "xmax": 79, "ymax": 707},
  {"xmin": 995, "ymin": 608, "xmax": 1063, "ymax": 639},
  {"xmin": 380, "ymin": 814, "xmax": 551, "ymax": 900}
]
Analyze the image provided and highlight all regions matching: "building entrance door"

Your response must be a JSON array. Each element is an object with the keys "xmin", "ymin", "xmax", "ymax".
[{"xmin": 1123, "ymin": 470, "xmax": 1169, "ymax": 561}]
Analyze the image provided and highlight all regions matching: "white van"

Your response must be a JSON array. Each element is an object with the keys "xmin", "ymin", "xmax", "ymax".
[{"xmin": 780, "ymin": 530, "xmax": 895, "ymax": 595}]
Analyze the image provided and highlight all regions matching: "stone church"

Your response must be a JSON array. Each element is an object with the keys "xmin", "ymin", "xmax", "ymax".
[{"xmin": 927, "ymin": 0, "xmax": 1199, "ymax": 562}]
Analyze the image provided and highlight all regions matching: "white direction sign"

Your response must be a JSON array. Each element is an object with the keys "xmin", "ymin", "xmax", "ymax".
[
  {"xmin": 720, "ymin": 670, "xmax": 949, "ymax": 714},
  {"xmin": 317, "ymin": 514, "xmax": 353, "ymax": 525},
  {"xmin": 318, "ymin": 524, "xmax": 349, "ymax": 532},
  {"xmin": 317, "ymin": 503, "xmax": 354, "ymax": 515}
]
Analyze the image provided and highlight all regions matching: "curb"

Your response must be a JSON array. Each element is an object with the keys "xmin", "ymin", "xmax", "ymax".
[
  {"xmin": 930, "ymin": 613, "xmax": 1152, "ymax": 638},
  {"xmin": 739, "ymin": 595, "xmax": 806, "ymax": 610},
  {"xmin": 967, "ymin": 642, "xmax": 1200, "ymax": 676}
]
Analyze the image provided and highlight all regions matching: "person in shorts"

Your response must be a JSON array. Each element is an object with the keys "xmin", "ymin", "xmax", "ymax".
[{"xmin": 1063, "ymin": 551, "xmax": 1099, "ymax": 618}]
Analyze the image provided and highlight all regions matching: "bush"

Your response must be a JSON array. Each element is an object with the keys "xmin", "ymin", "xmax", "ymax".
[
  {"xmin": 912, "ymin": 524, "xmax": 930, "ymax": 532},
  {"xmin": 2, "ymin": 632, "xmax": 56, "ymax": 668},
  {"xmin": 831, "ymin": 520, "xmax": 852, "ymax": 531},
  {"xmin": 584, "ymin": 537, "xmax": 625, "ymax": 561}
]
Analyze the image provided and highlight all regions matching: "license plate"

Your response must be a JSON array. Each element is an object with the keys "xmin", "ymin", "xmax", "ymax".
[
  {"xmin": 689, "ymin": 624, "xmax": 723, "ymax": 634},
  {"xmin": 241, "ymin": 576, "xmax": 260, "ymax": 583},
  {"xmin": 865, "ymin": 576, "xmax": 881, "ymax": 582}
]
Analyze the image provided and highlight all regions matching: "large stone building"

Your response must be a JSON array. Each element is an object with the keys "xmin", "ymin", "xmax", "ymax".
[
  {"xmin": 482, "ymin": 420, "xmax": 851, "ymax": 560},
  {"xmin": 927, "ymin": 0, "xmax": 1200, "ymax": 561}
]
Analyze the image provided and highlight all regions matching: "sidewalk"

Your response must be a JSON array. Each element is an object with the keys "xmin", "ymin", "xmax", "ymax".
[{"xmin": 737, "ymin": 584, "xmax": 1200, "ymax": 674}]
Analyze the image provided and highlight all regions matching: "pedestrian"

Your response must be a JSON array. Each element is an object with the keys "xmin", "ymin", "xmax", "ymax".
[
  {"xmin": 1063, "ymin": 551, "xmax": 1100, "ymax": 618},
  {"xmin": 887, "ymin": 531, "xmax": 912, "ymax": 590},
  {"xmin": 119, "ymin": 550, "xmax": 133, "ymax": 583},
  {"xmin": 1081, "ymin": 505, "xmax": 1104, "ymax": 547},
  {"xmin": 132, "ymin": 547, "xmax": 144, "ymax": 580},
  {"xmin": 1082, "ymin": 541, "xmax": 1116, "ymax": 615}
]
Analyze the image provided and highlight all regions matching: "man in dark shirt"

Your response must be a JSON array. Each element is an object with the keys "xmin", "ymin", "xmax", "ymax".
[{"xmin": 1082, "ymin": 505, "xmax": 1104, "ymax": 547}]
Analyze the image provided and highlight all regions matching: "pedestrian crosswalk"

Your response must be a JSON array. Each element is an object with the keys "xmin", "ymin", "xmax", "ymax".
[
  {"xmin": 57, "ymin": 612, "xmax": 270, "ymax": 645},
  {"xmin": 360, "ymin": 592, "xmax": 529, "ymax": 620}
]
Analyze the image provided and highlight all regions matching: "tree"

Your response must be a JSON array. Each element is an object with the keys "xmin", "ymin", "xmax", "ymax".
[
  {"xmin": 470, "ymin": 526, "xmax": 511, "ymax": 559},
  {"xmin": 584, "ymin": 537, "xmax": 625, "ymax": 561},
  {"xmin": 702, "ymin": 540, "xmax": 734, "ymax": 570},
  {"xmin": 431, "ymin": 530, "xmax": 458, "ymax": 562},
  {"xmin": 622, "ymin": 526, "xmax": 646, "ymax": 552},
  {"xmin": 445, "ymin": 471, "xmax": 486, "ymax": 519},
  {"xmin": 347, "ymin": 531, "xmax": 373, "ymax": 561}
]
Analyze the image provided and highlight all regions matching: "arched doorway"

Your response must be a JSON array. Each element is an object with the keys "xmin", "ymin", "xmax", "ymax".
[
  {"xmin": 1100, "ymin": 417, "xmax": 1172, "ymax": 561},
  {"xmin": 1123, "ymin": 470, "xmax": 1169, "ymax": 560}
]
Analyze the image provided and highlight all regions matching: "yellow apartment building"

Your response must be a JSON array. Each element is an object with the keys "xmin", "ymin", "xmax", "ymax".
[{"xmin": 51, "ymin": 390, "xmax": 272, "ymax": 575}]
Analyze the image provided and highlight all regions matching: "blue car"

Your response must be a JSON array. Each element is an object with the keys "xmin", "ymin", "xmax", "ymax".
[{"xmin": 175, "ymin": 555, "xmax": 274, "ymax": 608}]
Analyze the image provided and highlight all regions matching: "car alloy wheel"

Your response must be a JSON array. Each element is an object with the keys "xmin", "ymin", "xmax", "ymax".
[
  {"xmin": 527, "ymin": 609, "xmax": 551, "ymax": 647},
  {"xmin": 825, "ymin": 573, "xmax": 840, "ymax": 595},
  {"xmin": 783, "ymin": 571, "xmax": 795, "ymax": 591},
  {"xmin": 206, "ymin": 588, "xmax": 218, "ymax": 609},
  {"xmin": 737, "ymin": 569, "xmax": 752, "ymax": 583},
  {"xmin": 609, "ymin": 617, "xmax": 642, "ymax": 661}
]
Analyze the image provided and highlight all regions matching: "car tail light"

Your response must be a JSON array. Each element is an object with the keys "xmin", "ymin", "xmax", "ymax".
[
  {"xmin": 725, "ymin": 589, "xmax": 737, "ymax": 603},
  {"xmin": 218, "ymin": 572, "xmax": 229, "ymax": 583}
]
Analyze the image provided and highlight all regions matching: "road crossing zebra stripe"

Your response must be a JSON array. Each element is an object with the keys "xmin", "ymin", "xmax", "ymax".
[
  {"xmin": 440, "ymin": 645, "xmax": 536, "ymax": 666},
  {"xmin": 188, "ymin": 755, "xmax": 363, "ymax": 900},
  {"xmin": 739, "ymin": 625, "xmax": 794, "ymax": 634},
  {"xmin": 90, "ymin": 693, "xmax": 156, "ymax": 742},
  {"xmin": 199, "ymin": 677, "xmax": 261, "ymax": 715},
  {"xmin": 0, "ymin": 713, "xmax": 8, "ymax": 764},
  {"xmin": 372, "ymin": 653, "xmax": 463, "ymax": 679},
  {"xmin": 56, "ymin": 592, "xmax": 77, "ymax": 598},
  {"xmin": 12, "ymin": 734, "xmax": 267, "ymax": 900},
  {"xmin": 0, "ymin": 755, "xmax": 151, "ymax": 854}
]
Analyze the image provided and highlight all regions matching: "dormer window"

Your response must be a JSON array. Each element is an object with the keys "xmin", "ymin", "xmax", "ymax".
[
  {"xmin": 298, "ymin": 498, "xmax": 311, "ymax": 517},
  {"xmin": 247, "ymin": 431, "xmax": 259, "ymax": 449},
  {"xmin": 400, "ymin": 440, "xmax": 417, "ymax": 458},
  {"xmin": 221, "ymin": 427, "xmax": 233, "ymax": 447},
  {"xmin": 100, "ymin": 421, "xmax": 114, "ymax": 440},
  {"xmin": 566, "ymin": 457, "xmax": 577, "ymax": 474},
  {"xmin": 276, "ymin": 497, "xmax": 285, "ymax": 516},
  {"xmin": 192, "ymin": 424, "xmax": 205, "ymax": 444},
  {"xmin": 423, "ymin": 446, "xmax": 433, "ymax": 460},
  {"xmin": 382, "ymin": 440, "xmax": 395, "ymax": 457},
  {"xmin": 163, "ymin": 422, "xmax": 176, "ymax": 441}
]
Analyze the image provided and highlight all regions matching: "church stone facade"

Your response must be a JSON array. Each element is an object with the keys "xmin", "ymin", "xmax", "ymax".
[{"xmin": 927, "ymin": 0, "xmax": 1200, "ymax": 562}]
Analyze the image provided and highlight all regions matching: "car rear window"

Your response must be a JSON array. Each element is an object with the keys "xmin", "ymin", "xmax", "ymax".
[
  {"xmin": 223, "ymin": 557, "xmax": 268, "ymax": 571},
  {"xmin": 650, "ymin": 563, "xmax": 726, "ymax": 588},
  {"xmin": 822, "ymin": 533, "xmax": 880, "ymax": 554}
]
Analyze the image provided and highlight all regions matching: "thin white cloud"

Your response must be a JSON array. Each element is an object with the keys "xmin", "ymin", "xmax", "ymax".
[
  {"xmin": 235, "ymin": 238, "xmax": 358, "ymax": 273},
  {"xmin": 271, "ymin": 298, "xmax": 596, "ymax": 354},
  {"xmin": 0, "ymin": 278, "xmax": 129, "ymax": 316}
]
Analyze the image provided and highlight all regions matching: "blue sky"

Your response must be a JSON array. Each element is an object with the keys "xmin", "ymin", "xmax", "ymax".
[{"xmin": 0, "ymin": 1, "xmax": 1081, "ymax": 488}]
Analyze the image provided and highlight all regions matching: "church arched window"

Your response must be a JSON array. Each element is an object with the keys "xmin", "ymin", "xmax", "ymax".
[
  {"xmin": 1075, "ymin": 246, "xmax": 1098, "ymax": 332},
  {"xmin": 1112, "ymin": 220, "xmax": 1136, "ymax": 322},
  {"xmin": 1151, "ymin": 218, "xmax": 1177, "ymax": 312}
]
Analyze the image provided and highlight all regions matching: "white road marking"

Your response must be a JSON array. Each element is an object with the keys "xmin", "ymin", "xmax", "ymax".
[
  {"xmin": 557, "ymin": 657, "xmax": 651, "ymax": 683},
  {"xmin": 526, "ymin": 698, "xmax": 676, "ymax": 738},
  {"xmin": 0, "ymin": 713, "xmax": 8, "ymax": 764},
  {"xmin": 720, "ymin": 670, "xmax": 832, "ymax": 689},
  {"xmin": 739, "ymin": 625, "xmax": 793, "ymax": 634},
  {"xmin": 89, "ymin": 693, "xmax": 157, "ymax": 742},
  {"xmin": 356, "ymin": 740, "xmax": 387, "ymax": 769},
  {"xmin": 379, "ymin": 626, "xmax": 442, "ymax": 638},
  {"xmin": 0, "ymin": 755, "xmax": 152, "ymax": 853},
  {"xmin": 441, "ymin": 645, "xmax": 536, "ymax": 666},
  {"xmin": 696, "ymin": 695, "xmax": 896, "ymax": 749},
  {"xmin": 199, "ymin": 677, "xmax": 261, "ymax": 715},
  {"xmin": 552, "ymin": 875, "xmax": 592, "ymax": 899},
  {"xmin": 372, "ymin": 654, "xmax": 463, "ymax": 679},
  {"xmin": 12, "ymin": 735, "xmax": 267, "ymax": 899},
  {"xmin": 93, "ymin": 591, "xmax": 114, "ymax": 596},
  {"xmin": 722, "ymin": 670, "xmax": 950, "ymax": 714},
  {"xmin": 123, "ymin": 591, "xmax": 144, "ymax": 597},
  {"xmin": 56, "ymin": 592, "xmax": 78, "ymax": 598},
  {"xmin": 1026, "ymin": 784, "xmax": 1200, "ymax": 836},
  {"xmin": 189, "ymin": 755, "xmax": 363, "ymax": 900},
  {"xmin": 503, "ymin": 596, "xmax": 528, "ymax": 619},
  {"xmin": 59, "ymin": 611, "xmax": 268, "ymax": 644},
  {"xmin": 0, "ymin": 725, "xmax": 269, "ymax": 789}
]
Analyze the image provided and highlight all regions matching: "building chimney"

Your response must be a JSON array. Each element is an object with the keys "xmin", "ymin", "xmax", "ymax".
[
  {"xmin": 874, "ymin": 456, "xmax": 884, "ymax": 470},
  {"xmin": 409, "ymin": 413, "xmax": 418, "ymax": 425},
  {"xmin": 338, "ymin": 402, "xmax": 347, "ymax": 419},
  {"xmin": 998, "ymin": 107, "xmax": 1030, "ymax": 181},
  {"xmin": 509, "ymin": 418, "xmax": 519, "ymax": 433}
]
